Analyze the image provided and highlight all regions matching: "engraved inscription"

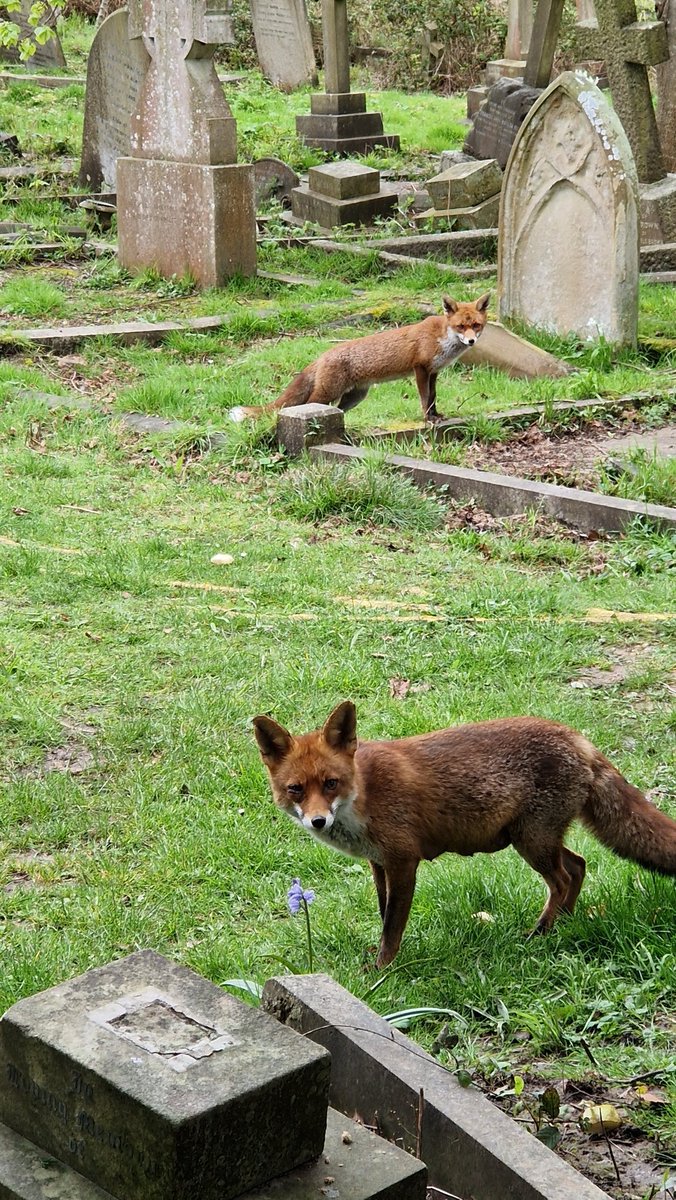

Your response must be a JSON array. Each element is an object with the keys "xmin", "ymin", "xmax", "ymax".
[
  {"xmin": 75, "ymin": 1109, "xmax": 161, "ymax": 1177},
  {"xmin": 6, "ymin": 1062, "xmax": 69, "ymax": 1124}
]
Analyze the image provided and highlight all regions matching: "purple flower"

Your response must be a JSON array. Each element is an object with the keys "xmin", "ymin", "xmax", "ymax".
[{"xmin": 287, "ymin": 877, "xmax": 315, "ymax": 915}]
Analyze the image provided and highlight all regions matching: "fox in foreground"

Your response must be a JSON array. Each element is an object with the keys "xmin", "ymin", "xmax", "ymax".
[
  {"xmin": 230, "ymin": 292, "xmax": 490, "ymax": 424},
  {"xmin": 253, "ymin": 701, "xmax": 676, "ymax": 968}
]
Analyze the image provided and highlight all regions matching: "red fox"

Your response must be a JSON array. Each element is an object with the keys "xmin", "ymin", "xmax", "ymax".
[
  {"xmin": 253, "ymin": 701, "xmax": 676, "ymax": 968},
  {"xmin": 230, "ymin": 293, "xmax": 490, "ymax": 424}
]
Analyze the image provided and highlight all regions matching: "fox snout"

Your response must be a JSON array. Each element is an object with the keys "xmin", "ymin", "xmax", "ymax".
[{"xmin": 294, "ymin": 805, "xmax": 335, "ymax": 832}]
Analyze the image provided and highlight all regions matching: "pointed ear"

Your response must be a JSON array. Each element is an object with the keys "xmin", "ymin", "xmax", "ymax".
[
  {"xmin": 322, "ymin": 701, "xmax": 357, "ymax": 752},
  {"xmin": 476, "ymin": 292, "xmax": 491, "ymax": 312},
  {"xmin": 442, "ymin": 296, "xmax": 458, "ymax": 314},
  {"xmin": 252, "ymin": 715, "xmax": 293, "ymax": 763}
]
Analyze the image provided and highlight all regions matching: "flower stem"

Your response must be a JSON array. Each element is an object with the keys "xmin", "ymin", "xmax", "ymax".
[{"xmin": 302, "ymin": 897, "xmax": 314, "ymax": 974}]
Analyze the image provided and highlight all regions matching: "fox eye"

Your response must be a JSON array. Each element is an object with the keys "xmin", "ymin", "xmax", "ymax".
[
  {"xmin": 287, "ymin": 783, "xmax": 303, "ymax": 796},
  {"xmin": 324, "ymin": 778, "xmax": 339, "ymax": 791},
  {"xmin": 473, "ymin": 323, "xmax": 482, "ymax": 331}
]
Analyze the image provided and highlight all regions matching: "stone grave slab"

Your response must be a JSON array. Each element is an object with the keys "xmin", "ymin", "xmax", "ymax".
[
  {"xmin": 0, "ymin": 949, "xmax": 331, "ymax": 1200},
  {"xmin": 250, "ymin": 0, "xmax": 317, "ymax": 90},
  {"xmin": 426, "ymin": 159, "xmax": 502, "ymax": 210},
  {"xmin": 498, "ymin": 71, "xmax": 639, "ymax": 345},
  {"xmin": 243, "ymin": 1107, "xmax": 426, "ymax": 1200},
  {"xmin": 464, "ymin": 77, "xmax": 541, "ymax": 168},
  {"xmin": 253, "ymin": 157, "xmax": 300, "ymax": 205},
  {"xmin": 0, "ymin": 1, "xmax": 66, "ymax": 67},
  {"xmin": 414, "ymin": 193, "xmax": 500, "ymax": 230},
  {"xmin": 79, "ymin": 9, "xmax": 149, "ymax": 191}
]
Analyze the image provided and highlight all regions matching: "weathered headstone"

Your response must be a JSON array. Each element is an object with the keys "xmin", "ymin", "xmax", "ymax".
[
  {"xmin": 296, "ymin": 0, "xmax": 399, "ymax": 154},
  {"xmin": 79, "ymin": 9, "xmax": 148, "ymax": 191},
  {"xmin": 498, "ymin": 71, "xmax": 639, "ymax": 345},
  {"xmin": 0, "ymin": 953, "xmax": 427, "ymax": 1200},
  {"xmin": 253, "ymin": 156, "xmax": 300, "ymax": 205},
  {"xmin": 250, "ymin": 0, "xmax": 317, "ymax": 91},
  {"xmin": 116, "ymin": 0, "xmax": 256, "ymax": 286},
  {"xmin": 0, "ymin": 1, "xmax": 66, "ymax": 67},
  {"xmin": 464, "ymin": 76, "xmax": 541, "ymax": 168}
]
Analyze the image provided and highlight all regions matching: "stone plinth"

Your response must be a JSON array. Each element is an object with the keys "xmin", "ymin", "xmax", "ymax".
[
  {"xmin": 291, "ymin": 160, "xmax": 397, "ymax": 229},
  {"xmin": 117, "ymin": 158, "xmax": 256, "ymax": 286},
  {"xmin": 276, "ymin": 403, "xmax": 346, "ymax": 455},
  {"xmin": 484, "ymin": 57, "xmax": 527, "ymax": 83},
  {"xmin": 498, "ymin": 72, "xmax": 639, "ymax": 346},
  {"xmin": 296, "ymin": 96, "xmax": 400, "ymax": 155},
  {"xmin": 0, "ymin": 951, "xmax": 331, "ymax": 1200}
]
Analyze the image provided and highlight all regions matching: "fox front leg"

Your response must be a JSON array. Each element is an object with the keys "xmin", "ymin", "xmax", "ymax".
[
  {"xmin": 376, "ymin": 860, "xmax": 419, "ymax": 968},
  {"xmin": 414, "ymin": 365, "xmax": 440, "ymax": 422}
]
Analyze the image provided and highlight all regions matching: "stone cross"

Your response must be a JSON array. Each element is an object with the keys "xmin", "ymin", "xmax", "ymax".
[
  {"xmin": 505, "ymin": 0, "xmax": 533, "ymax": 60},
  {"xmin": 522, "ymin": 0, "xmax": 566, "ymax": 88},
  {"xmin": 322, "ymin": 0, "xmax": 350, "ymax": 94},
  {"xmin": 575, "ymin": 0, "xmax": 668, "ymax": 182},
  {"xmin": 127, "ymin": 0, "xmax": 236, "ymax": 164}
]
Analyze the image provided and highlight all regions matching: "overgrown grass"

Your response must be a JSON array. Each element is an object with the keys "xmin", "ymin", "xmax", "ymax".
[{"xmin": 274, "ymin": 457, "xmax": 444, "ymax": 528}]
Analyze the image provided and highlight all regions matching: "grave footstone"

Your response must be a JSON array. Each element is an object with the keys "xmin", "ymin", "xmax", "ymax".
[
  {"xmin": 250, "ymin": 0, "xmax": 317, "ymax": 91},
  {"xmin": 498, "ymin": 71, "xmax": 639, "ymax": 346},
  {"xmin": 116, "ymin": 0, "xmax": 256, "ymax": 287},
  {"xmin": 0, "ymin": 1, "xmax": 66, "ymax": 67},
  {"xmin": 79, "ymin": 9, "xmax": 148, "ymax": 191},
  {"xmin": 295, "ymin": 0, "xmax": 399, "ymax": 154}
]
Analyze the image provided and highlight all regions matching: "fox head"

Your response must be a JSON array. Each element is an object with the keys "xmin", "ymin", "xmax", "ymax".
[
  {"xmin": 252, "ymin": 701, "xmax": 358, "ymax": 833},
  {"xmin": 442, "ymin": 292, "xmax": 490, "ymax": 347}
]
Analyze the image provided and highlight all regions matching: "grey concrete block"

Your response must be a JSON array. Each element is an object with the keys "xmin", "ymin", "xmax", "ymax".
[
  {"xmin": 309, "ymin": 161, "xmax": 380, "ymax": 200},
  {"xmin": 243, "ymin": 1107, "xmax": 426, "ymax": 1200},
  {"xmin": 310, "ymin": 92, "xmax": 367, "ymax": 114},
  {"xmin": 291, "ymin": 185, "xmax": 398, "ymax": 228},
  {"xmin": 262, "ymin": 974, "xmax": 613, "ymax": 1200},
  {"xmin": 0, "ymin": 951, "xmax": 331, "ymax": 1200},
  {"xmin": 276, "ymin": 404, "xmax": 346, "ymax": 456}
]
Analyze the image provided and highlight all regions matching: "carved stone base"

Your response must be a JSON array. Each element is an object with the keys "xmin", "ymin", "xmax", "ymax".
[{"xmin": 117, "ymin": 157, "xmax": 256, "ymax": 287}]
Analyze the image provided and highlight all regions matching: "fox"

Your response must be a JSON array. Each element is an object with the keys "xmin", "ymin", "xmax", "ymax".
[
  {"xmin": 229, "ymin": 293, "xmax": 490, "ymax": 424},
  {"xmin": 253, "ymin": 701, "xmax": 676, "ymax": 968}
]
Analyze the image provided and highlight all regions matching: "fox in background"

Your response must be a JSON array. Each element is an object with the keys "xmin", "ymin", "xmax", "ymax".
[
  {"xmin": 253, "ymin": 701, "xmax": 676, "ymax": 968},
  {"xmin": 230, "ymin": 292, "xmax": 490, "ymax": 424}
]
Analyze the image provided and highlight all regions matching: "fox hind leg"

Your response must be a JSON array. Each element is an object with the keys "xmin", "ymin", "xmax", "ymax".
[{"xmin": 514, "ymin": 838, "xmax": 578, "ymax": 934}]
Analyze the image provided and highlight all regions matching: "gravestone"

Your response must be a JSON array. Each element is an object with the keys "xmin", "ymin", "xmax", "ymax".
[
  {"xmin": 485, "ymin": 0, "xmax": 533, "ymax": 82},
  {"xmin": 498, "ymin": 71, "xmax": 639, "ymax": 345},
  {"xmin": 79, "ymin": 9, "xmax": 148, "ymax": 190},
  {"xmin": 116, "ymin": 0, "xmax": 256, "ymax": 286},
  {"xmin": 464, "ymin": 76, "xmax": 541, "ymax": 167},
  {"xmin": 0, "ymin": 1, "xmax": 66, "ymax": 67},
  {"xmin": 656, "ymin": 0, "xmax": 676, "ymax": 174},
  {"xmin": 576, "ymin": 0, "xmax": 676, "ymax": 240},
  {"xmin": 0, "ymin": 952, "xmax": 427, "ymax": 1200},
  {"xmin": 296, "ymin": 0, "xmax": 399, "ymax": 154},
  {"xmin": 250, "ymin": 0, "xmax": 317, "ymax": 91}
]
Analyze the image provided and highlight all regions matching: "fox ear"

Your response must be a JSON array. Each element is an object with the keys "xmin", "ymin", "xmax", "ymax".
[
  {"xmin": 252, "ymin": 715, "xmax": 293, "ymax": 762},
  {"xmin": 476, "ymin": 292, "xmax": 491, "ymax": 312},
  {"xmin": 322, "ymin": 701, "xmax": 357, "ymax": 752},
  {"xmin": 442, "ymin": 296, "xmax": 458, "ymax": 314}
]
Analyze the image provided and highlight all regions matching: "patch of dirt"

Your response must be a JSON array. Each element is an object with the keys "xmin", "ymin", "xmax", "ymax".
[
  {"xmin": 42, "ymin": 744, "xmax": 95, "ymax": 774},
  {"xmin": 476, "ymin": 1069, "xmax": 673, "ymax": 1200},
  {"xmin": 568, "ymin": 643, "xmax": 665, "ymax": 690},
  {"xmin": 462, "ymin": 418, "xmax": 676, "ymax": 491}
]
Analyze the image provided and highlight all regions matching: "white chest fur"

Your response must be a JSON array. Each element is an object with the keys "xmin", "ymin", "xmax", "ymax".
[
  {"xmin": 309, "ymin": 795, "xmax": 383, "ymax": 864},
  {"xmin": 431, "ymin": 328, "xmax": 466, "ymax": 372}
]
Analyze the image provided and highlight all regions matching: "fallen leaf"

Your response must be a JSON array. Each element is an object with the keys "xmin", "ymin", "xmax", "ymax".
[
  {"xmin": 12, "ymin": 507, "xmax": 29, "ymax": 516},
  {"xmin": 635, "ymin": 1086, "xmax": 667, "ymax": 1106},
  {"xmin": 389, "ymin": 678, "xmax": 410, "ymax": 699},
  {"xmin": 210, "ymin": 553, "xmax": 235, "ymax": 566},
  {"xmin": 580, "ymin": 1103, "xmax": 622, "ymax": 1134}
]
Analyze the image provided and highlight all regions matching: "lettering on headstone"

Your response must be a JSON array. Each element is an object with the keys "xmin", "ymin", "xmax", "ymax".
[
  {"xmin": 250, "ymin": 0, "xmax": 317, "ymax": 89},
  {"xmin": 79, "ymin": 8, "xmax": 149, "ymax": 189}
]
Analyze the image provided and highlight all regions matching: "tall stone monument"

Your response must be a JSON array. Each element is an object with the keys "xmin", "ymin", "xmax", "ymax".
[
  {"xmin": 249, "ymin": 0, "xmax": 317, "ymax": 91},
  {"xmin": 79, "ymin": 9, "xmax": 148, "ymax": 190},
  {"xmin": 485, "ymin": 0, "xmax": 534, "ymax": 82},
  {"xmin": 498, "ymin": 71, "xmax": 639, "ymax": 346},
  {"xmin": 296, "ymin": 0, "xmax": 399, "ymax": 154},
  {"xmin": 117, "ymin": 0, "xmax": 256, "ymax": 287},
  {"xmin": 575, "ymin": 0, "xmax": 676, "ymax": 241}
]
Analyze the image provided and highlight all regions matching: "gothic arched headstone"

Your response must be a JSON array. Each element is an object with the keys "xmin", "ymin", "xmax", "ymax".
[{"xmin": 498, "ymin": 71, "xmax": 639, "ymax": 346}]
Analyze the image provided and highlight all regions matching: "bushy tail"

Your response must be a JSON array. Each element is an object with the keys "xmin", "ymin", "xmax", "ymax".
[
  {"xmin": 230, "ymin": 365, "xmax": 316, "ymax": 423},
  {"xmin": 583, "ymin": 759, "xmax": 676, "ymax": 874}
]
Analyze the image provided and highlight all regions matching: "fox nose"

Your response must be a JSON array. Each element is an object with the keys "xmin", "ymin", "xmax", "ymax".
[{"xmin": 311, "ymin": 816, "xmax": 327, "ymax": 830}]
